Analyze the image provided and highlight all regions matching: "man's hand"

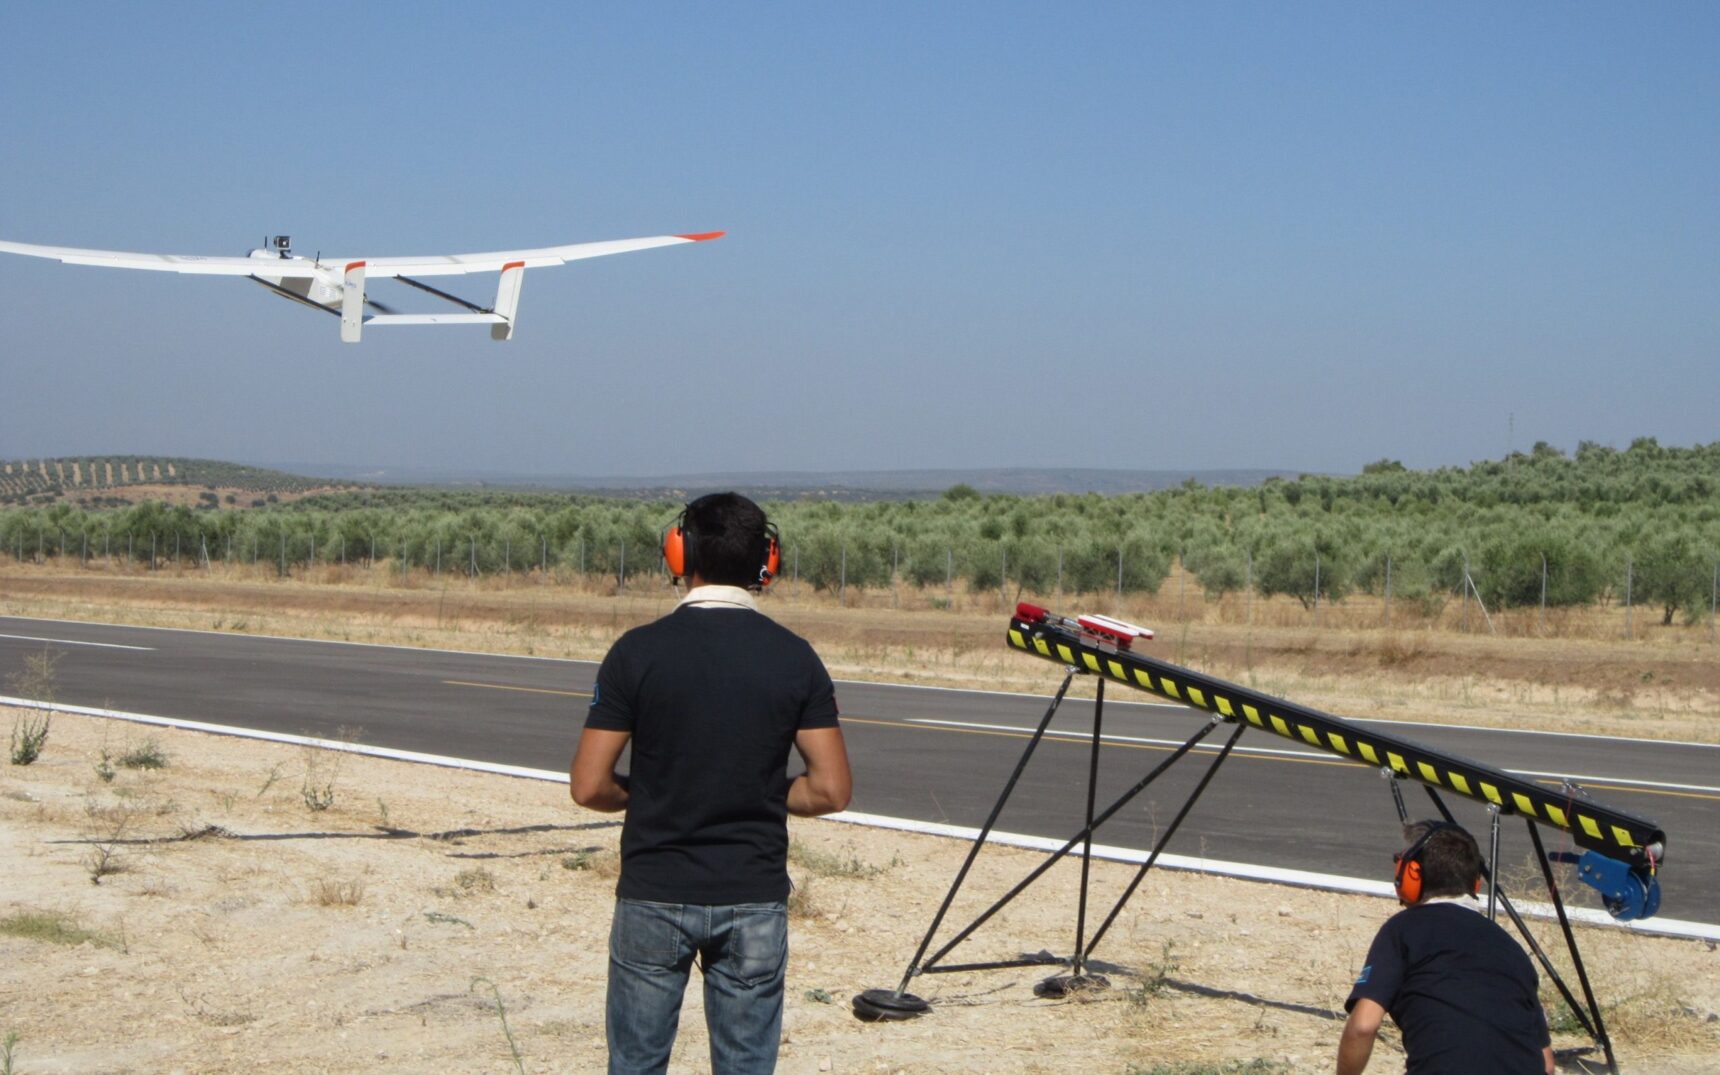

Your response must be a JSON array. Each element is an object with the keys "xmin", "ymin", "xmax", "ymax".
[
  {"xmin": 1336, "ymin": 998, "xmax": 1384, "ymax": 1075},
  {"xmin": 787, "ymin": 727, "xmax": 852, "ymax": 817},
  {"xmin": 569, "ymin": 728, "xmax": 632, "ymax": 813}
]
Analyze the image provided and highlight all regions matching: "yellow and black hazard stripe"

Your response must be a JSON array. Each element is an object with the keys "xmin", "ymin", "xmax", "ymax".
[{"xmin": 1007, "ymin": 615, "xmax": 1665, "ymax": 867}]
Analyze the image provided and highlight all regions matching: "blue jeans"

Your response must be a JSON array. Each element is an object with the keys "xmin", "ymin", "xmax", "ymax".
[{"xmin": 606, "ymin": 897, "xmax": 788, "ymax": 1075}]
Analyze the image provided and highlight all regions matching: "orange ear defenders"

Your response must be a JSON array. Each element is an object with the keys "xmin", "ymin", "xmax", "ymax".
[
  {"xmin": 1393, "ymin": 822, "xmax": 1482, "ymax": 903},
  {"xmin": 660, "ymin": 508, "xmax": 781, "ymax": 590}
]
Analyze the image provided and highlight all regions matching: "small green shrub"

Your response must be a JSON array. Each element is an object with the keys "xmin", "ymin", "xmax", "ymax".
[
  {"xmin": 118, "ymin": 739, "xmax": 167, "ymax": 770},
  {"xmin": 9, "ymin": 714, "xmax": 50, "ymax": 766}
]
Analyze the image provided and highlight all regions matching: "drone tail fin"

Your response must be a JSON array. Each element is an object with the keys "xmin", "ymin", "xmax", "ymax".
[
  {"xmin": 490, "ymin": 261, "xmax": 525, "ymax": 341},
  {"xmin": 341, "ymin": 262, "xmax": 367, "ymax": 343}
]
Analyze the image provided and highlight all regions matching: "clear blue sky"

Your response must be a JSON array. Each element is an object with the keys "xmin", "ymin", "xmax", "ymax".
[{"xmin": 2, "ymin": 3, "xmax": 1716, "ymax": 479}]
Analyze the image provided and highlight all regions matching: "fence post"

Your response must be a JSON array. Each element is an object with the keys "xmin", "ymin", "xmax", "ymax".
[
  {"xmin": 1539, "ymin": 554, "xmax": 1548, "ymax": 635},
  {"xmin": 470, "ymin": 534, "xmax": 477, "ymax": 579},
  {"xmin": 1710, "ymin": 557, "xmax": 1717, "ymax": 643},
  {"xmin": 1245, "ymin": 543, "xmax": 1259, "ymax": 629},
  {"xmin": 151, "ymin": 533, "xmax": 157, "ymax": 571},
  {"xmin": 892, "ymin": 543, "xmax": 900, "ymax": 610},
  {"xmin": 999, "ymin": 547, "xmax": 1007, "ymax": 608},
  {"xmin": 1461, "ymin": 552, "xmax": 1470, "ymax": 632},
  {"xmin": 839, "ymin": 543, "xmax": 847, "ymax": 608},
  {"xmin": 1624, "ymin": 555, "xmax": 1634, "ymax": 640},
  {"xmin": 1176, "ymin": 549, "xmax": 1186, "ymax": 624},
  {"xmin": 618, "ymin": 539, "xmax": 626, "ymax": 592},
  {"xmin": 1383, "ymin": 554, "xmax": 1392, "ymax": 627},
  {"xmin": 1116, "ymin": 544, "xmax": 1124, "ymax": 601},
  {"xmin": 1056, "ymin": 547, "xmax": 1063, "ymax": 598},
  {"xmin": 1313, "ymin": 552, "xmax": 1321, "ymax": 627},
  {"xmin": 279, "ymin": 533, "xmax": 286, "ymax": 578},
  {"xmin": 945, "ymin": 547, "xmax": 952, "ymax": 606},
  {"xmin": 435, "ymin": 536, "xmax": 441, "ymax": 577}
]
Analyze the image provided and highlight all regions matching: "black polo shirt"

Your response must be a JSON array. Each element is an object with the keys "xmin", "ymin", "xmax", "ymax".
[
  {"xmin": 1347, "ymin": 901, "xmax": 1550, "ymax": 1074},
  {"xmin": 584, "ymin": 603, "xmax": 840, "ymax": 905}
]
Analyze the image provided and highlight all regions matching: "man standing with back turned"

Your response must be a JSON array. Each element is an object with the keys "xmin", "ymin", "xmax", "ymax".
[
  {"xmin": 1338, "ymin": 820, "xmax": 1554, "ymax": 1075},
  {"xmin": 570, "ymin": 492, "xmax": 852, "ymax": 1075}
]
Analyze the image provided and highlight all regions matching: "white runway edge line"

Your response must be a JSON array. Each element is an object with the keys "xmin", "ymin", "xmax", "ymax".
[
  {"xmin": 0, "ymin": 632, "xmax": 154, "ymax": 651},
  {"xmin": 4, "ymin": 694, "xmax": 1714, "ymax": 945}
]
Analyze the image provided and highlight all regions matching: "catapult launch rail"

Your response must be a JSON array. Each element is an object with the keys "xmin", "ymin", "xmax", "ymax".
[{"xmin": 1007, "ymin": 605, "xmax": 1665, "ymax": 868}]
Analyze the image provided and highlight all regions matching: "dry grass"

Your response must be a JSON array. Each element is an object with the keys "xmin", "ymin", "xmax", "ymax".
[
  {"xmin": 0, "ymin": 909, "xmax": 120, "ymax": 949},
  {"xmin": 309, "ymin": 875, "xmax": 366, "ymax": 907}
]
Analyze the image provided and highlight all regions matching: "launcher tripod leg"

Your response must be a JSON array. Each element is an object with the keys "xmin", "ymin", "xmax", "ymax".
[
  {"xmin": 851, "ymin": 669, "xmax": 1078, "ymax": 1021},
  {"xmin": 915, "ymin": 714, "xmax": 1225, "ymax": 976},
  {"xmin": 1526, "ymin": 820, "xmax": 1618, "ymax": 1074},
  {"xmin": 1069, "ymin": 678, "xmax": 1106, "ymax": 981},
  {"xmin": 1079, "ymin": 721, "xmax": 1247, "ymax": 966}
]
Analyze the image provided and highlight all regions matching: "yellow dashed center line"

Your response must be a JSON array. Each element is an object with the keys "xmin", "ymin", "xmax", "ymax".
[
  {"xmin": 840, "ymin": 716, "xmax": 1351, "ymax": 769},
  {"xmin": 443, "ymin": 679, "xmax": 591, "ymax": 699},
  {"xmin": 1532, "ymin": 778, "xmax": 1719, "ymax": 803}
]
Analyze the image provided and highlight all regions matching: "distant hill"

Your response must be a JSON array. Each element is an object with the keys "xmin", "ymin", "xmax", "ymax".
[
  {"xmin": 267, "ymin": 463, "xmax": 1310, "ymax": 500},
  {"xmin": 0, "ymin": 456, "xmax": 357, "ymax": 507}
]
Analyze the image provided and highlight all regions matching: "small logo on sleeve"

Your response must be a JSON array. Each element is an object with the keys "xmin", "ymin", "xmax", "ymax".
[{"xmin": 1354, "ymin": 965, "xmax": 1372, "ymax": 985}]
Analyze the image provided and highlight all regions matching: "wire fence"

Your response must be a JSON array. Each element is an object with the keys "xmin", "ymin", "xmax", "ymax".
[{"xmin": 8, "ymin": 526, "xmax": 1717, "ymax": 643}]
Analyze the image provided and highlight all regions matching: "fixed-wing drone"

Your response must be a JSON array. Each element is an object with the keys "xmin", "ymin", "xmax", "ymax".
[{"xmin": 0, "ymin": 231, "xmax": 723, "ymax": 343}]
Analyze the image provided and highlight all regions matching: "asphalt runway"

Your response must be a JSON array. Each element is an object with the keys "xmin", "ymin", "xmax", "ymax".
[{"xmin": 3, "ymin": 615, "xmax": 1716, "ymax": 929}]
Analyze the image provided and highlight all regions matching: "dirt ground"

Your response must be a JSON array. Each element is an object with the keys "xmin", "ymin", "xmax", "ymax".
[{"xmin": 2, "ymin": 709, "xmax": 1716, "ymax": 1075}]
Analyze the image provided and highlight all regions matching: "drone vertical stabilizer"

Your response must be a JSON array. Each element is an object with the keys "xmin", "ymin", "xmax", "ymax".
[
  {"xmin": 491, "ymin": 261, "xmax": 525, "ymax": 341},
  {"xmin": 340, "ymin": 262, "xmax": 367, "ymax": 343}
]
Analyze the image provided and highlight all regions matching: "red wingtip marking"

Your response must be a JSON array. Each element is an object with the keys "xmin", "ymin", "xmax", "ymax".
[
  {"xmin": 345, "ymin": 260, "xmax": 365, "ymax": 273},
  {"xmin": 676, "ymin": 231, "xmax": 725, "ymax": 242},
  {"xmin": 501, "ymin": 261, "xmax": 525, "ymax": 272}
]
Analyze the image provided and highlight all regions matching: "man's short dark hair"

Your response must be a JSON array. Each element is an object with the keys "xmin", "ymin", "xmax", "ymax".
[
  {"xmin": 683, "ymin": 492, "xmax": 771, "ymax": 588},
  {"xmin": 1403, "ymin": 820, "xmax": 1483, "ymax": 899}
]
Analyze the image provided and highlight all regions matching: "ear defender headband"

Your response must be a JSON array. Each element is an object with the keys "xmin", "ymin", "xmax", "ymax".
[
  {"xmin": 660, "ymin": 507, "xmax": 781, "ymax": 590},
  {"xmin": 1393, "ymin": 822, "xmax": 1482, "ymax": 904}
]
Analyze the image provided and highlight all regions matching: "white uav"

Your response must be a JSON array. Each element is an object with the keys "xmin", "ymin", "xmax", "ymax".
[{"xmin": 0, "ymin": 231, "xmax": 723, "ymax": 343}]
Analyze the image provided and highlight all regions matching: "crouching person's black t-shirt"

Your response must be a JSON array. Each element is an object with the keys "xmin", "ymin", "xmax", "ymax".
[
  {"xmin": 1346, "ymin": 901, "xmax": 1550, "ymax": 1074},
  {"xmin": 584, "ymin": 604, "xmax": 840, "ymax": 905}
]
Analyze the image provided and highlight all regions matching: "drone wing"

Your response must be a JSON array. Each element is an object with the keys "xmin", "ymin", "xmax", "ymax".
[
  {"xmin": 0, "ymin": 238, "xmax": 323, "ymax": 276},
  {"xmin": 359, "ymin": 232, "xmax": 726, "ymax": 278}
]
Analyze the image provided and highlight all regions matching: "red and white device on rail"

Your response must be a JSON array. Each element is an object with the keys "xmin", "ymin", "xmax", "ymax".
[{"xmin": 1015, "ymin": 603, "xmax": 1154, "ymax": 650}]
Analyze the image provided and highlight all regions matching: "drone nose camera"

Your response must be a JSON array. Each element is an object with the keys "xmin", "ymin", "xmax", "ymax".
[{"xmin": 271, "ymin": 235, "xmax": 292, "ymax": 254}]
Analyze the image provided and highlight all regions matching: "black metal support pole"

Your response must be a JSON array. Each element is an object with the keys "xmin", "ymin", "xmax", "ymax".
[
  {"xmin": 890, "ymin": 669, "xmax": 1078, "ymax": 996},
  {"xmin": 1082, "ymin": 721, "xmax": 1246, "ymax": 962},
  {"xmin": 1487, "ymin": 804, "xmax": 1503, "ymax": 922},
  {"xmin": 1070, "ymin": 677, "xmax": 1105, "ymax": 977},
  {"xmin": 1386, "ymin": 769, "xmax": 1409, "ymax": 823},
  {"xmin": 921, "ymin": 715, "xmax": 1225, "ymax": 972},
  {"xmin": 1526, "ymin": 820, "xmax": 1618, "ymax": 1074}
]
